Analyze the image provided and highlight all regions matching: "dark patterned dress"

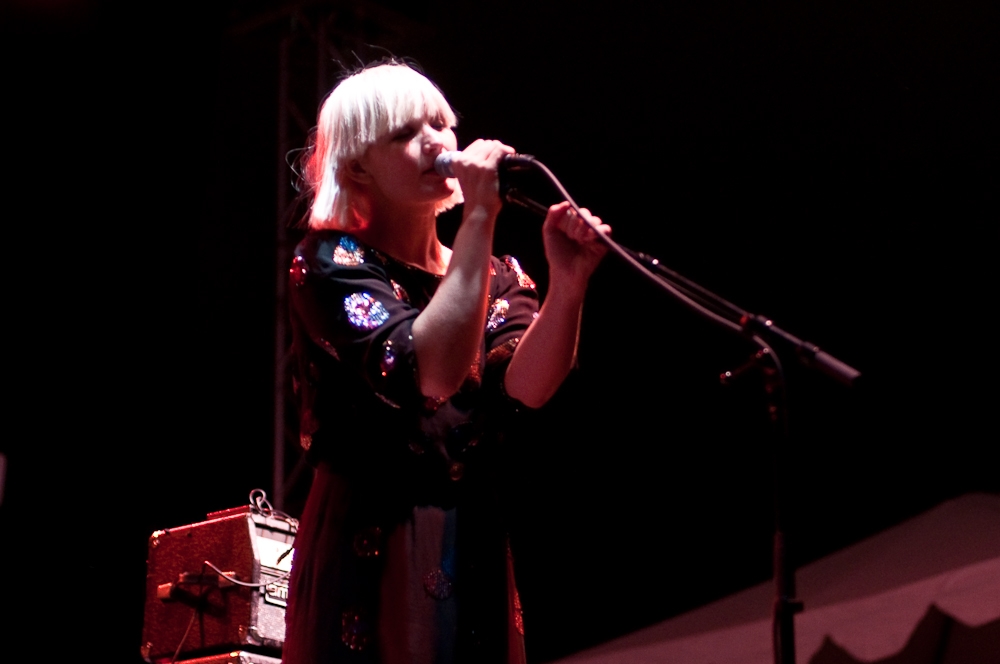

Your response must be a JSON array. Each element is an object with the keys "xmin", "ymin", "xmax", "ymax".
[{"xmin": 283, "ymin": 231, "xmax": 539, "ymax": 664}]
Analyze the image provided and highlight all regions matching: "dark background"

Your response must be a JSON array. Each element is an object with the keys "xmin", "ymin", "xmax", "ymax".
[{"xmin": 2, "ymin": 0, "xmax": 996, "ymax": 661}]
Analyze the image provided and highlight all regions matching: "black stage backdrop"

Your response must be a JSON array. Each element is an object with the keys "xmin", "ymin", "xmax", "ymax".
[{"xmin": 2, "ymin": 1, "xmax": 996, "ymax": 662}]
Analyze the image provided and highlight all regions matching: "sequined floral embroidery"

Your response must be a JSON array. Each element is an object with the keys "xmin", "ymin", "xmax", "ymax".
[
  {"xmin": 289, "ymin": 254, "xmax": 308, "ymax": 287},
  {"xmin": 332, "ymin": 236, "xmax": 365, "ymax": 266},
  {"xmin": 505, "ymin": 256, "xmax": 536, "ymax": 289},
  {"xmin": 380, "ymin": 340, "xmax": 396, "ymax": 377},
  {"xmin": 423, "ymin": 395, "xmax": 448, "ymax": 414},
  {"xmin": 390, "ymin": 279, "xmax": 410, "ymax": 303},
  {"xmin": 344, "ymin": 293, "xmax": 389, "ymax": 330},
  {"xmin": 341, "ymin": 608, "xmax": 371, "ymax": 650},
  {"xmin": 318, "ymin": 338, "xmax": 340, "ymax": 361},
  {"xmin": 464, "ymin": 347, "xmax": 482, "ymax": 385},
  {"xmin": 486, "ymin": 298, "xmax": 509, "ymax": 331},
  {"xmin": 353, "ymin": 526, "xmax": 382, "ymax": 557},
  {"xmin": 486, "ymin": 338, "xmax": 519, "ymax": 367},
  {"xmin": 373, "ymin": 391, "xmax": 401, "ymax": 409},
  {"xmin": 513, "ymin": 587, "xmax": 525, "ymax": 635},
  {"xmin": 508, "ymin": 544, "xmax": 525, "ymax": 635},
  {"xmin": 423, "ymin": 568, "xmax": 453, "ymax": 600},
  {"xmin": 299, "ymin": 408, "xmax": 317, "ymax": 451}
]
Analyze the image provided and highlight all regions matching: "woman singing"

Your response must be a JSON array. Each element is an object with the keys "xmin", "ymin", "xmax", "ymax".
[{"xmin": 283, "ymin": 60, "xmax": 610, "ymax": 664}]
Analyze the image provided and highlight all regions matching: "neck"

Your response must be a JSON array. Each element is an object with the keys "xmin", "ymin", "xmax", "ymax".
[{"xmin": 355, "ymin": 202, "xmax": 449, "ymax": 275}]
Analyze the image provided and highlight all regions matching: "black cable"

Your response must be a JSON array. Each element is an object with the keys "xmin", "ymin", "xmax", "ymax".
[
  {"xmin": 504, "ymin": 157, "xmax": 747, "ymax": 336},
  {"xmin": 169, "ymin": 568, "xmax": 216, "ymax": 664},
  {"xmin": 169, "ymin": 608, "xmax": 198, "ymax": 664}
]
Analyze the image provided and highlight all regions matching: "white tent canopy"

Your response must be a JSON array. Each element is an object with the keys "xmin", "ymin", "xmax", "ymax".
[{"xmin": 553, "ymin": 492, "xmax": 1000, "ymax": 664}]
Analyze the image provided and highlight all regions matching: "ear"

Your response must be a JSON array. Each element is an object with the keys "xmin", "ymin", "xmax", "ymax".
[{"xmin": 344, "ymin": 159, "xmax": 372, "ymax": 185}]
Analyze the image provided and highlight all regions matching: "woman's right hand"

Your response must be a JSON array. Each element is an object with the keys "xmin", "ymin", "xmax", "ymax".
[
  {"xmin": 444, "ymin": 139, "xmax": 515, "ymax": 219},
  {"xmin": 413, "ymin": 139, "xmax": 515, "ymax": 398}
]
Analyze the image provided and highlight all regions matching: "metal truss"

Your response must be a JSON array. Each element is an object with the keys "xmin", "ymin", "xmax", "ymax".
[{"xmin": 223, "ymin": 1, "xmax": 426, "ymax": 514}]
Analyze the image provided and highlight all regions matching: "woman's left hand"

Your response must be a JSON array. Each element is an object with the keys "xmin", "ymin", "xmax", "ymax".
[
  {"xmin": 542, "ymin": 201, "xmax": 611, "ymax": 294},
  {"xmin": 504, "ymin": 201, "xmax": 611, "ymax": 408}
]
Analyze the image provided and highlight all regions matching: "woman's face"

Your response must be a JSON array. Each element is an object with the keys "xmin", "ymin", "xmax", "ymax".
[{"xmin": 356, "ymin": 115, "xmax": 458, "ymax": 210}]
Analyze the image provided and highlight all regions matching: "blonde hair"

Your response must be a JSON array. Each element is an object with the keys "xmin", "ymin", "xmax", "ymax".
[{"xmin": 302, "ymin": 62, "xmax": 462, "ymax": 230}]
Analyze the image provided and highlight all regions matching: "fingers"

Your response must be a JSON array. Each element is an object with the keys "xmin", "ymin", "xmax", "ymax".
[
  {"xmin": 458, "ymin": 139, "xmax": 515, "ymax": 170},
  {"xmin": 447, "ymin": 140, "xmax": 515, "ymax": 214},
  {"xmin": 467, "ymin": 138, "xmax": 515, "ymax": 155},
  {"xmin": 546, "ymin": 201, "xmax": 610, "ymax": 244}
]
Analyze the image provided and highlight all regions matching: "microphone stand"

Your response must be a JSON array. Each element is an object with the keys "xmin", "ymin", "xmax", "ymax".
[{"xmin": 500, "ymin": 160, "xmax": 860, "ymax": 664}]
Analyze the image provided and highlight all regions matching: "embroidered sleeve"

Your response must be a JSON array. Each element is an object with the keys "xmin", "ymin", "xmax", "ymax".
[
  {"xmin": 483, "ymin": 255, "xmax": 540, "ymax": 406},
  {"xmin": 289, "ymin": 233, "xmax": 424, "ymax": 410}
]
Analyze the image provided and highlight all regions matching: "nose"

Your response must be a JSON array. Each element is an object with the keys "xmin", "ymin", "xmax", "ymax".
[{"xmin": 422, "ymin": 123, "xmax": 448, "ymax": 154}]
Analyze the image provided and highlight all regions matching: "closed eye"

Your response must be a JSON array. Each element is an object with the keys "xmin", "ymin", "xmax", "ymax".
[{"xmin": 390, "ymin": 125, "xmax": 416, "ymax": 141}]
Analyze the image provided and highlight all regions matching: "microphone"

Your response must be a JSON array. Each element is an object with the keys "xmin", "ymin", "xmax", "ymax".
[{"xmin": 434, "ymin": 151, "xmax": 536, "ymax": 177}]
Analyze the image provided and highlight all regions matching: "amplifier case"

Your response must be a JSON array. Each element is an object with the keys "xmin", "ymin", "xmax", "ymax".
[{"xmin": 140, "ymin": 507, "xmax": 295, "ymax": 663}]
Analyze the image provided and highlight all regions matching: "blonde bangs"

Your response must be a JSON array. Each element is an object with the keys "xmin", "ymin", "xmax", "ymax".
[
  {"xmin": 307, "ymin": 63, "xmax": 461, "ymax": 230},
  {"xmin": 343, "ymin": 65, "xmax": 457, "ymax": 159}
]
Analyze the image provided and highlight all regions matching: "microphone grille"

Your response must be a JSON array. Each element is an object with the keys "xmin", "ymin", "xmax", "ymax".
[{"xmin": 434, "ymin": 151, "xmax": 459, "ymax": 177}]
